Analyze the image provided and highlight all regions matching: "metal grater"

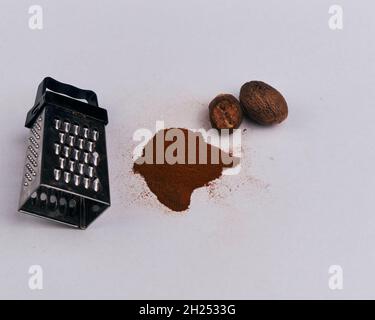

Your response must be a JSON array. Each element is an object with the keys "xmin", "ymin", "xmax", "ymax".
[{"xmin": 18, "ymin": 77, "xmax": 110, "ymax": 229}]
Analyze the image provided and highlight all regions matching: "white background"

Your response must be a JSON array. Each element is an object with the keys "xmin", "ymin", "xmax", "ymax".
[{"xmin": 0, "ymin": 0, "xmax": 374, "ymax": 299}]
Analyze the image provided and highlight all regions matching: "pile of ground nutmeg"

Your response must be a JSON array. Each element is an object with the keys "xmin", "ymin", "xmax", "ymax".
[{"xmin": 133, "ymin": 128, "xmax": 238, "ymax": 212}]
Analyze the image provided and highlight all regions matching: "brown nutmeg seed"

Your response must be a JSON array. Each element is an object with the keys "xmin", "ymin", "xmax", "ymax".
[
  {"xmin": 240, "ymin": 81, "xmax": 288, "ymax": 125},
  {"xmin": 209, "ymin": 94, "xmax": 242, "ymax": 132}
]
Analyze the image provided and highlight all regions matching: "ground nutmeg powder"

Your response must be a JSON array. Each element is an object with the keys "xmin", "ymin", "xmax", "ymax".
[{"xmin": 133, "ymin": 128, "xmax": 238, "ymax": 212}]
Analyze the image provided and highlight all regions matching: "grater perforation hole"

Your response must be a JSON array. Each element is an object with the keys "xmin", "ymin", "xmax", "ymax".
[
  {"xmin": 58, "ymin": 157, "xmax": 65, "ymax": 169},
  {"xmin": 63, "ymin": 121, "xmax": 71, "ymax": 133},
  {"xmin": 68, "ymin": 199, "xmax": 76, "ymax": 208},
  {"xmin": 59, "ymin": 197, "xmax": 67, "ymax": 214},
  {"xmin": 68, "ymin": 160, "xmax": 75, "ymax": 172},
  {"xmin": 30, "ymin": 191, "xmax": 38, "ymax": 205},
  {"xmin": 54, "ymin": 143, "xmax": 61, "ymax": 155},
  {"xmin": 77, "ymin": 138, "xmax": 84, "ymax": 150},
  {"xmin": 71, "ymin": 148, "xmax": 80, "ymax": 161},
  {"xmin": 93, "ymin": 178, "xmax": 100, "ymax": 192},
  {"xmin": 50, "ymin": 195, "xmax": 57, "ymax": 204},
  {"xmin": 40, "ymin": 192, "xmax": 47, "ymax": 202},
  {"xmin": 63, "ymin": 146, "xmax": 71, "ymax": 158},
  {"xmin": 82, "ymin": 126, "xmax": 89, "ymax": 139},
  {"xmin": 49, "ymin": 195, "xmax": 58, "ymax": 210},
  {"xmin": 92, "ymin": 129, "xmax": 99, "ymax": 141},
  {"xmin": 58, "ymin": 132, "xmax": 65, "ymax": 144},
  {"xmin": 86, "ymin": 140, "xmax": 95, "ymax": 152},
  {"xmin": 83, "ymin": 177, "xmax": 90, "ymax": 189},
  {"xmin": 73, "ymin": 174, "xmax": 80, "ymax": 186},
  {"xmin": 91, "ymin": 152, "xmax": 99, "ymax": 166},
  {"xmin": 67, "ymin": 135, "xmax": 75, "ymax": 147},
  {"xmin": 54, "ymin": 118, "xmax": 61, "ymax": 130},
  {"xmin": 63, "ymin": 172, "xmax": 71, "ymax": 183},
  {"xmin": 78, "ymin": 163, "xmax": 85, "ymax": 175},
  {"xmin": 82, "ymin": 152, "xmax": 89, "ymax": 164},
  {"xmin": 54, "ymin": 168, "xmax": 61, "ymax": 181},
  {"xmin": 87, "ymin": 166, "xmax": 94, "ymax": 178},
  {"xmin": 72, "ymin": 123, "xmax": 80, "ymax": 136}
]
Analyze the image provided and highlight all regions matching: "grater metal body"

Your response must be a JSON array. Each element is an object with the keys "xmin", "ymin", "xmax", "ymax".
[{"xmin": 19, "ymin": 77, "xmax": 110, "ymax": 229}]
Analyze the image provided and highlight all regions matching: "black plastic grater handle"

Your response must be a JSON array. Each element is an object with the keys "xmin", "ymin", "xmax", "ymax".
[
  {"xmin": 34, "ymin": 77, "xmax": 99, "ymax": 107},
  {"xmin": 25, "ymin": 77, "xmax": 108, "ymax": 128}
]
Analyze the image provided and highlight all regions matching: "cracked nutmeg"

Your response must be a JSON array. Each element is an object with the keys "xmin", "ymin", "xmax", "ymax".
[
  {"xmin": 209, "ymin": 94, "xmax": 242, "ymax": 132},
  {"xmin": 240, "ymin": 81, "xmax": 288, "ymax": 125}
]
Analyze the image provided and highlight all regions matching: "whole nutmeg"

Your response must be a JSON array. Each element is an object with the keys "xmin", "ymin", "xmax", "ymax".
[
  {"xmin": 240, "ymin": 81, "xmax": 288, "ymax": 125},
  {"xmin": 209, "ymin": 94, "xmax": 242, "ymax": 132}
]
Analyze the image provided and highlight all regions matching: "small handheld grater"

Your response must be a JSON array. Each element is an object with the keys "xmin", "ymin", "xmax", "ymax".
[{"xmin": 18, "ymin": 77, "xmax": 110, "ymax": 229}]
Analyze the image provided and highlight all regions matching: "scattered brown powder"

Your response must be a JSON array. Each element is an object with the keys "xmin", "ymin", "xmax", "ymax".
[{"xmin": 133, "ymin": 128, "xmax": 238, "ymax": 212}]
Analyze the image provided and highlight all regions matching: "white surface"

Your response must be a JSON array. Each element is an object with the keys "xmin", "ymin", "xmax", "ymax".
[{"xmin": 0, "ymin": 0, "xmax": 374, "ymax": 299}]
